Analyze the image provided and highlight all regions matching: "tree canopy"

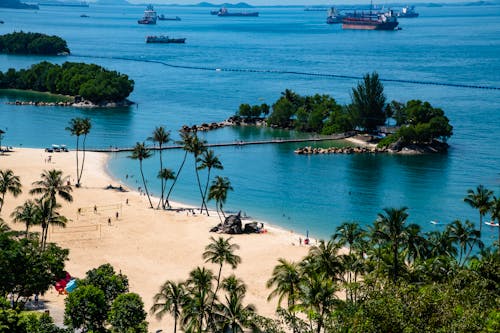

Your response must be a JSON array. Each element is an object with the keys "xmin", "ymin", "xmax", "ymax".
[
  {"xmin": 0, "ymin": 61, "xmax": 134, "ymax": 104},
  {"xmin": 0, "ymin": 32, "xmax": 69, "ymax": 55}
]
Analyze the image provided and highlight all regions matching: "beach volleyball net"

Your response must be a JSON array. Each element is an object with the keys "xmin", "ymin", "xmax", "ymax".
[
  {"xmin": 49, "ymin": 223, "xmax": 102, "ymax": 242},
  {"xmin": 77, "ymin": 203, "xmax": 122, "ymax": 217}
]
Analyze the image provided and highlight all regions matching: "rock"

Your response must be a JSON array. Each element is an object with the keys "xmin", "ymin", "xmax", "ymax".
[{"xmin": 210, "ymin": 213, "xmax": 243, "ymax": 234}]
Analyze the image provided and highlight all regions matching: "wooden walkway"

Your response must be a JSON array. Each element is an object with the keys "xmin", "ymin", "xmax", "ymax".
[{"xmin": 87, "ymin": 132, "xmax": 354, "ymax": 153}]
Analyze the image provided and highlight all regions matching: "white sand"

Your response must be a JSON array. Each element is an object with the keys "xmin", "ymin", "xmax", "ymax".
[{"xmin": 0, "ymin": 148, "xmax": 310, "ymax": 331}]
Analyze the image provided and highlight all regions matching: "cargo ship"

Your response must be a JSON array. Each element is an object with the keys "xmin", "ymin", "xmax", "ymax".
[
  {"xmin": 342, "ymin": 10, "xmax": 399, "ymax": 30},
  {"xmin": 397, "ymin": 6, "xmax": 419, "ymax": 18},
  {"xmin": 215, "ymin": 7, "xmax": 259, "ymax": 17},
  {"xmin": 138, "ymin": 5, "xmax": 157, "ymax": 25},
  {"xmin": 326, "ymin": 7, "xmax": 346, "ymax": 24},
  {"xmin": 146, "ymin": 36, "xmax": 186, "ymax": 44}
]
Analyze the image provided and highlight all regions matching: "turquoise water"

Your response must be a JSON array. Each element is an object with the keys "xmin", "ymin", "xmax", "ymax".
[{"xmin": 1, "ymin": 4, "xmax": 499, "ymax": 244}]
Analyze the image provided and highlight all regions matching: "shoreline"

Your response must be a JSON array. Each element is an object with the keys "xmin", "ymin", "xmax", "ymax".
[{"xmin": 0, "ymin": 147, "xmax": 314, "ymax": 330}]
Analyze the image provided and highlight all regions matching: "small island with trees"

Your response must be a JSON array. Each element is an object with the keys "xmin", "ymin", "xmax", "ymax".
[
  {"xmin": 0, "ymin": 61, "xmax": 134, "ymax": 106},
  {"xmin": 233, "ymin": 73, "xmax": 453, "ymax": 154},
  {"xmin": 0, "ymin": 32, "xmax": 70, "ymax": 55}
]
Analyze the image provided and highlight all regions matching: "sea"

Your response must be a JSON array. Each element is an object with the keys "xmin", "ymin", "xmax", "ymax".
[{"xmin": 0, "ymin": 4, "xmax": 499, "ymax": 245}]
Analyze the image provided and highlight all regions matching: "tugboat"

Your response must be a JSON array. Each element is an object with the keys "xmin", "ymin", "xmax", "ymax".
[
  {"xmin": 397, "ymin": 5, "xmax": 419, "ymax": 18},
  {"xmin": 138, "ymin": 5, "xmax": 157, "ymax": 25},
  {"xmin": 342, "ymin": 9, "xmax": 399, "ymax": 30},
  {"xmin": 216, "ymin": 7, "xmax": 259, "ymax": 17},
  {"xmin": 326, "ymin": 7, "xmax": 345, "ymax": 24},
  {"xmin": 146, "ymin": 35, "xmax": 186, "ymax": 44}
]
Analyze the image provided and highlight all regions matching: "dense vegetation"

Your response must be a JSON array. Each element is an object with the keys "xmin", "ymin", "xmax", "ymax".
[
  {"xmin": 0, "ymin": 160, "xmax": 499, "ymax": 332},
  {"xmin": 0, "ymin": 32, "xmax": 69, "ymax": 55},
  {"xmin": 0, "ymin": 61, "xmax": 134, "ymax": 104},
  {"xmin": 237, "ymin": 73, "xmax": 453, "ymax": 147}
]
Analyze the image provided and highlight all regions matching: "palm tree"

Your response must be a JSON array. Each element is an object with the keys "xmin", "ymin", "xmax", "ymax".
[
  {"xmin": 30, "ymin": 169, "xmax": 73, "ymax": 210},
  {"xmin": 186, "ymin": 134, "xmax": 207, "ymax": 214},
  {"xmin": 197, "ymin": 149, "xmax": 223, "ymax": 215},
  {"xmin": 166, "ymin": 131, "xmax": 193, "ymax": 205},
  {"xmin": 157, "ymin": 168, "xmax": 175, "ymax": 209},
  {"xmin": 221, "ymin": 274, "xmax": 247, "ymax": 299},
  {"xmin": 78, "ymin": 118, "xmax": 92, "ymax": 185},
  {"xmin": 447, "ymin": 219, "xmax": 483, "ymax": 266},
  {"xmin": 208, "ymin": 176, "xmax": 233, "ymax": 223},
  {"xmin": 66, "ymin": 118, "xmax": 82, "ymax": 185},
  {"xmin": 148, "ymin": 126, "xmax": 171, "ymax": 209},
  {"xmin": 150, "ymin": 280, "xmax": 186, "ymax": 333},
  {"xmin": 464, "ymin": 185, "xmax": 493, "ymax": 234},
  {"xmin": 66, "ymin": 117, "xmax": 91, "ymax": 186},
  {"xmin": 489, "ymin": 196, "xmax": 500, "ymax": 248},
  {"xmin": 304, "ymin": 240, "xmax": 342, "ymax": 280},
  {"xmin": 214, "ymin": 294, "xmax": 256, "ymax": 333},
  {"xmin": 404, "ymin": 223, "xmax": 428, "ymax": 264},
  {"xmin": 11, "ymin": 199, "xmax": 38, "ymax": 238},
  {"xmin": 296, "ymin": 272, "xmax": 338, "ymax": 333},
  {"xmin": 267, "ymin": 259, "xmax": 301, "ymax": 309},
  {"xmin": 267, "ymin": 259, "xmax": 301, "ymax": 333},
  {"xmin": 375, "ymin": 207, "xmax": 409, "ymax": 282},
  {"xmin": 332, "ymin": 222, "xmax": 365, "ymax": 255},
  {"xmin": 0, "ymin": 169, "xmax": 22, "ymax": 213},
  {"xmin": 183, "ymin": 267, "xmax": 214, "ymax": 333},
  {"xmin": 34, "ymin": 197, "xmax": 69, "ymax": 250},
  {"xmin": 203, "ymin": 236, "xmax": 241, "ymax": 328},
  {"xmin": 128, "ymin": 142, "xmax": 153, "ymax": 208}
]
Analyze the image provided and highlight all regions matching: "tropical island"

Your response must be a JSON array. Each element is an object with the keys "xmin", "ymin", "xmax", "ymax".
[
  {"xmin": 234, "ymin": 73, "xmax": 453, "ymax": 154},
  {"xmin": 0, "ymin": 61, "xmax": 134, "ymax": 106},
  {"xmin": 0, "ymin": 32, "xmax": 70, "ymax": 56},
  {"xmin": 0, "ymin": 0, "xmax": 39, "ymax": 10}
]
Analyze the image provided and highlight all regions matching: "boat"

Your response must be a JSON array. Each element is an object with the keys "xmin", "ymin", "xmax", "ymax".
[
  {"xmin": 216, "ymin": 7, "xmax": 259, "ymax": 17},
  {"xmin": 145, "ymin": 36, "xmax": 186, "ymax": 44},
  {"xmin": 326, "ymin": 7, "xmax": 346, "ymax": 24},
  {"xmin": 80, "ymin": 14, "xmax": 89, "ymax": 18},
  {"xmin": 158, "ymin": 14, "xmax": 181, "ymax": 21},
  {"xmin": 485, "ymin": 221, "xmax": 499, "ymax": 227},
  {"xmin": 397, "ymin": 5, "xmax": 419, "ymax": 18},
  {"xmin": 138, "ymin": 5, "xmax": 157, "ymax": 25},
  {"xmin": 430, "ymin": 220, "xmax": 441, "ymax": 225},
  {"xmin": 342, "ymin": 10, "xmax": 399, "ymax": 30}
]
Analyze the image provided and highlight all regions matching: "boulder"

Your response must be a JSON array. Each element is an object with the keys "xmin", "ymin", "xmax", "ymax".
[
  {"xmin": 210, "ymin": 213, "xmax": 243, "ymax": 234},
  {"xmin": 244, "ymin": 222, "xmax": 262, "ymax": 233}
]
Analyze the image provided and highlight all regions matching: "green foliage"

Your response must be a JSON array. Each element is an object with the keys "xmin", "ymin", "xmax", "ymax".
[
  {"xmin": 108, "ymin": 293, "xmax": 148, "ymax": 333},
  {"xmin": 79, "ymin": 263, "xmax": 129, "ymax": 307},
  {"xmin": 18, "ymin": 312, "xmax": 69, "ymax": 333},
  {"xmin": 0, "ymin": 234, "xmax": 68, "ymax": 306},
  {"xmin": 0, "ymin": 32, "xmax": 69, "ymax": 55},
  {"xmin": 64, "ymin": 285, "xmax": 107, "ymax": 333},
  {"xmin": 0, "ymin": 61, "xmax": 134, "ymax": 103},
  {"xmin": 349, "ymin": 72, "xmax": 387, "ymax": 132}
]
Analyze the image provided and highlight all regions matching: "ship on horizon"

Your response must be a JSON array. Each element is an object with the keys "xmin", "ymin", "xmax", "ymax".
[
  {"xmin": 212, "ymin": 7, "xmax": 259, "ymax": 17},
  {"xmin": 138, "ymin": 4, "xmax": 157, "ymax": 25}
]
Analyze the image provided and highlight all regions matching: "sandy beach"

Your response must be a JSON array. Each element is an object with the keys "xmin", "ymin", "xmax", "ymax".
[{"xmin": 0, "ymin": 148, "xmax": 310, "ymax": 331}]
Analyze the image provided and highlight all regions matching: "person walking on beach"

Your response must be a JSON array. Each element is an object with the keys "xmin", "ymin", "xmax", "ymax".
[
  {"xmin": 115, "ymin": 211, "xmax": 119, "ymax": 220},
  {"xmin": 94, "ymin": 205, "xmax": 97, "ymax": 214},
  {"xmin": 299, "ymin": 237, "xmax": 302, "ymax": 246}
]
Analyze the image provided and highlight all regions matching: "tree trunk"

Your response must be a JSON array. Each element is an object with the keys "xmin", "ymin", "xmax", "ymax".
[
  {"xmin": 207, "ymin": 263, "xmax": 223, "ymax": 328},
  {"xmin": 157, "ymin": 145, "xmax": 164, "ymax": 209},
  {"xmin": 0, "ymin": 193, "xmax": 5, "ymax": 213},
  {"xmin": 79, "ymin": 134, "xmax": 87, "ymax": 185},
  {"xmin": 140, "ymin": 160, "xmax": 154, "ymax": 208},
  {"xmin": 200, "ymin": 168, "xmax": 211, "ymax": 215},
  {"xmin": 392, "ymin": 240, "xmax": 398, "ymax": 282},
  {"xmin": 75, "ymin": 135, "xmax": 80, "ymax": 186},
  {"xmin": 166, "ymin": 151, "xmax": 188, "ymax": 204}
]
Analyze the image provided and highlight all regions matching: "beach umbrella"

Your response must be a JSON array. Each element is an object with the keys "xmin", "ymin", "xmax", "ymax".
[{"xmin": 65, "ymin": 279, "xmax": 77, "ymax": 293}]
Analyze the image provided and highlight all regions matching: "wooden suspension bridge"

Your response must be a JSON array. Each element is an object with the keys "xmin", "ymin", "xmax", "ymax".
[{"xmin": 87, "ymin": 132, "xmax": 355, "ymax": 153}]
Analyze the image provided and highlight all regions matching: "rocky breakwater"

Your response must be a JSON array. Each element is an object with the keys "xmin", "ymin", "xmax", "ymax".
[
  {"xmin": 295, "ymin": 146, "xmax": 388, "ymax": 155},
  {"xmin": 180, "ymin": 121, "xmax": 232, "ymax": 133},
  {"xmin": 7, "ymin": 100, "xmax": 73, "ymax": 106}
]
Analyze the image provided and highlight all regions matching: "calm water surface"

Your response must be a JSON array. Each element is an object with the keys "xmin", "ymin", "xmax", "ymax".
[{"xmin": 0, "ymin": 4, "xmax": 499, "ymax": 244}]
